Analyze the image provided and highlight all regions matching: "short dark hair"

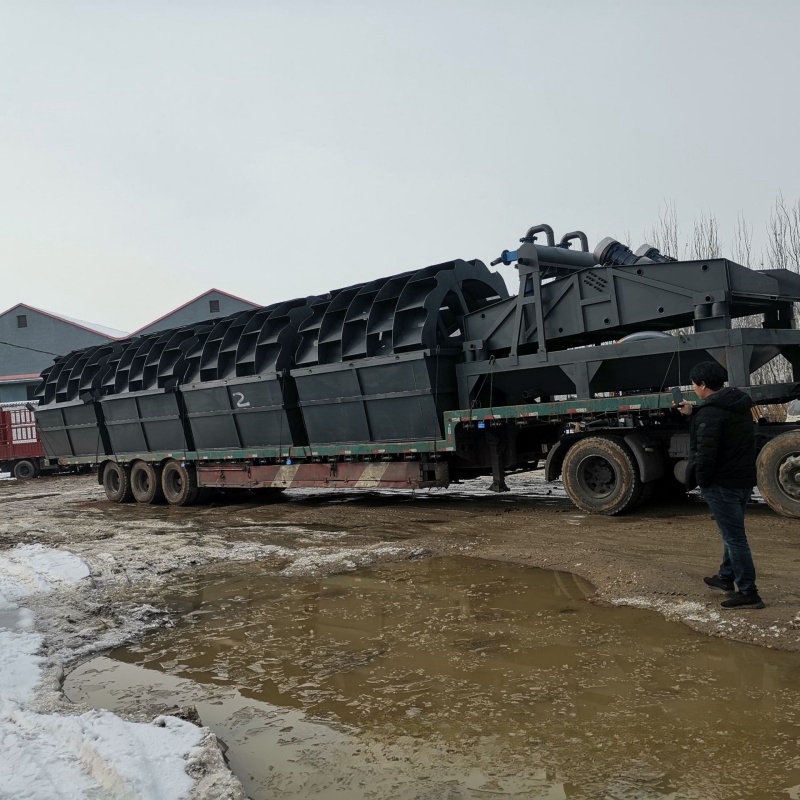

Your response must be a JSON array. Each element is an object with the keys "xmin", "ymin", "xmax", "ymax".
[{"xmin": 689, "ymin": 361, "xmax": 727, "ymax": 391}]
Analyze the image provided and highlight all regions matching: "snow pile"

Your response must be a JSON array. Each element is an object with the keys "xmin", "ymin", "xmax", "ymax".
[
  {"xmin": 3, "ymin": 707, "xmax": 202, "ymax": 800},
  {"xmin": 0, "ymin": 544, "xmax": 90, "ymax": 609},
  {"xmin": 611, "ymin": 596, "xmax": 721, "ymax": 624},
  {"xmin": 0, "ymin": 629, "xmax": 45, "ymax": 704},
  {"xmin": 0, "ymin": 544, "xmax": 212, "ymax": 800},
  {"xmin": 280, "ymin": 544, "xmax": 404, "ymax": 577}
]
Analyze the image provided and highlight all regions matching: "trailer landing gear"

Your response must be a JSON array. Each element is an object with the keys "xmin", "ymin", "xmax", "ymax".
[{"xmin": 487, "ymin": 432, "xmax": 510, "ymax": 493}]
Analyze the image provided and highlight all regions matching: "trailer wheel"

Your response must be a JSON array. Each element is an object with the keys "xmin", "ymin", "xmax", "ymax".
[
  {"xmin": 562, "ymin": 436, "xmax": 643, "ymax": 515},
  {"xmin": 13, "ymin": 460, "xmax": 39, "ymax": 480},
  {"xmin": 757, "ymin": 431, "xmax": 800, "ymax": 519},
  {"xmin": 103, "ymin": 462, "xmax": 134, "ymax": 503},
  {"xmin": 162, "ymin": 460, "xmax": 200, "ymax": 506},
  {"xmin": 130, "ymin": 461, "xmax": 165, "ymax": 504}
]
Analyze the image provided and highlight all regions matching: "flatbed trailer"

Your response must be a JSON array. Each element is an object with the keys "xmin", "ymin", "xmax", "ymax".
[
  {"xmin": 36, "ymin": 221, "xmax": 800, "ymax": 517},
  {"xmin": 56, "ymin": 382, "xmax": 800, "ymax": 518}
]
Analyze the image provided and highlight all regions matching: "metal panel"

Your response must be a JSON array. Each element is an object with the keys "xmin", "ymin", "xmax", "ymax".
[
  {"xmin": 466, "ymin": 256, "xmax": 800, "ymax": 357},
  {"xmin": 293, "ymin": 351, "xmax": 458, "ymax": 444},
  {"xmin": 101, "ymin": 390, "xmax": 188, "ymax": 453},
  {"xmin": 197, "ymin": 460, "xmax": 449, "ymax": 489},
  {"xmin": 182, "ymin": 374, "xmax": 305, "ymax": 451},
  {"xmin": 35, "ymin": 401, "xmax": 106, "ymax": 458},
  {"xmin": 458, "ymin": 327, "xmax": 800, "ymax": 408}
]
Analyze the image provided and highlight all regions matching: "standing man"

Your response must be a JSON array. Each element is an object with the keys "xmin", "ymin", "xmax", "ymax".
[{"xmin": 677, "ymin": 361, "xmax": 763, "ymax": 609}]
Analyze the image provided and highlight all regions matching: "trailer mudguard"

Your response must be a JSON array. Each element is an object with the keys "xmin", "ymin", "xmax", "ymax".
[{"xmin": 623, "ymin": 433, "xmax": 665, "ymax": 484}]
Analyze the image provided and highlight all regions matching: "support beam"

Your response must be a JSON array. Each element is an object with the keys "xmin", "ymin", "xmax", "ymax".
[{"xmin": 197, "ymin": 461, "xmax": 449, "ymax": 490}]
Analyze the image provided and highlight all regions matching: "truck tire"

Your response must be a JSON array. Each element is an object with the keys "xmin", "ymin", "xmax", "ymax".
[
  {"xmin": 757, "ymin": 431, "xmax": 800, "ymax": 519},
  {"xmin": 103, "ymin": 462, "xmax": 134, "ymax": 503},
  {"xmin": 562, "ymin": 436, "xmax": 643, "ymax": 515},
  {"xmin": 13, "ymin": 459, "xmax": 39, "ymax": 480},
  {"xmin": 631, "ymin": 480, "xmax": 654, "ymax": 509},
  {"xmin": 162, "ymin": 460, "xmax": 200, "ymax": 506},
  {"xmin": 130, "ymin": 461, "xmax": 165, "ymax": 504}
]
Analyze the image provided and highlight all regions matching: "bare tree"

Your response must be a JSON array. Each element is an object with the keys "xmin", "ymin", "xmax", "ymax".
[
  {"xmin": 646, "ymin": 198, "xmax": 799, "ymax": 408},
  {"xmin": 647, "ymin": 200, "xmax": 680, "ymax": 259},
  {"xmin": 762, "ymin": 194, "xmax": 800, "ymax": 335},
  {"xmin": 747, "ymin": 196, "xmax": 800, "ymax": 405},
  {"xmin": 766, "ymin": 193, "xmax": 800, "ymax": 273},
  {"xmin": 732, "ymin": 212, "xmax": 753, "ymax": 268},
  {"xmin": 689, "ymin": 211, "xmax": 721, "ymax": 260}
]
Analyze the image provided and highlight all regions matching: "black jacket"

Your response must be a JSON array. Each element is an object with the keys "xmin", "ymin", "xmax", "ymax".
[{"xmin": 687, "ymin": 387, "xmax": 757, "ymax": 490}]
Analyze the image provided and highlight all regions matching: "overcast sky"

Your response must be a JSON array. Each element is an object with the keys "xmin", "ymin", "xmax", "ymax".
[{"xmin": 2, "ymin": 1, "xmax": 799, "ymax": 332}]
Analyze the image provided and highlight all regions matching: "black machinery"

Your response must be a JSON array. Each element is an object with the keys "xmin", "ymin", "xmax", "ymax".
[
  {"xmin": 35, "ymin": 258, "xmax": 509, "ymax": 455},
  {"xmin": 34, "ymin": 223, "xmax": 800, "ymax": 482},
  {"xmin": 462, "ymin": 223, "xmax": 800, "ymax": 406}
]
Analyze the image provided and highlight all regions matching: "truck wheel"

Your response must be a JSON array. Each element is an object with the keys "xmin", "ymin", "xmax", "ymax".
[
  {"xmin": 130, "ymin": 461, "xmax": 165, "ymax": 504},
  {"xmin": 631, "ymin": 480, "xmax": 654, "ymax": 509},
  {"xmin": 103, "ymin": 462, "xmax": 134, "ymax": 503},
  {"xmin": 562, "ymin": 436, "xmax": 643, "ymax": 515},
  {"xmin": 757, "ymin": 431, "xmax": 800, "ymax": 519},
  {"xmin": 13, "ymin": 460, "xmax": 39, "ymax": 480},
  {"xmin": 161, "ymin": 459, "xmax": 200, "ymax": 506}
]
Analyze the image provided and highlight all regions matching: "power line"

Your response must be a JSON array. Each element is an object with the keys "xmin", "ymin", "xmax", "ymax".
[{"xmin": 0, "ymin": 339, "xmax": 61, "ymax": 357}]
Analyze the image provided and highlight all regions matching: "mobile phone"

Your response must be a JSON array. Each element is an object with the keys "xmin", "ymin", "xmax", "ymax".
[{"xmin": 671, "ymin": 386, "xmax": 684, "ymax": 405}]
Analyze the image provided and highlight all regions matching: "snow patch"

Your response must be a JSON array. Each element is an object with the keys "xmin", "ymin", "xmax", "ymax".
[
  {"xmin": 612, "ymin": 596, "xmax": 721, "ymax": 624},
  {"xmin": 280, "ymin": 545, "xmax": 404, "ymax": 577},
  {"xmin": 0, "ymin": 544, "xmax": 90, "ymax": 608},
  {"xmin": 0, "ymin": 544, "xmax": 215, "ymax": 800},
  {"xmin": 1, "ymin": 706, "xmax": 201, "ymax": 800},
  {"xmin": 0, "ymin": 629, "xmax": 45, "ymax": 705}
]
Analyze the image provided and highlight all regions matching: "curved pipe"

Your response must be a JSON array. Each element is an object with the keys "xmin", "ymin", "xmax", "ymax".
[
  {"xmin": 615, "ymin": 331, "xmax": 673, "ymax": 344},
  {"xmin": 558, "ymin": 231, "xmax": 590, "ymax": 252},
  {"xmin": 522, "ymin": 224, "xmax": 555, "ymax": 246}
]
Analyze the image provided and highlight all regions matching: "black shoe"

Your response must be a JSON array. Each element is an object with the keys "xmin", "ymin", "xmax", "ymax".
[
  {"xmin": 721, "ymin": 592, "xmax": 765, "ymax": 610},
  {"xmin": 704, "ymin": 575, "xmax": 735, "ymax": 592}
]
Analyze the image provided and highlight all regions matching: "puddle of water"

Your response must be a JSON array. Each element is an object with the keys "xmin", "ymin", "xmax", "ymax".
[
  {"xmin": 66, "ymin": 558, "xmax": 800, "ymax": 800},
  {"xmin": 67, "ymin": 656, "xmax": 564, "ymax": 799}
]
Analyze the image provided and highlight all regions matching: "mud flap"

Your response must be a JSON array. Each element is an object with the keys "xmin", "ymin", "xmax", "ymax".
[{"xmin": 624, "ymin": 433, "xmax": 665, "ymax": 483}]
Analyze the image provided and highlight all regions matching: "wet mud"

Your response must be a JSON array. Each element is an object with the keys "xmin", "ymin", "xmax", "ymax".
[
  {"xmin": 66, "ymin": 557, "xmax": 800, "ymax": 800},
  {"xmin": 3, "ymin": 473, "xmax": 800, "ymax": 798}
]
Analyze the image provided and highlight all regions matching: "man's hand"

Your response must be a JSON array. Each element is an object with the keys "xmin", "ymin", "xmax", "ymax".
[{"xmin": 673, "ymin": 400, "xmax": 694, "ymax": 416}]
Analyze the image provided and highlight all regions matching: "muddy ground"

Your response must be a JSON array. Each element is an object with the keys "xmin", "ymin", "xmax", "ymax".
[
  {"xmin": 3, "ymin": 471, "xmax": 800, "ymax": 798},
  {"xmin": 2, "ymin": 471, "xmax": 798, "ymax": 655}
]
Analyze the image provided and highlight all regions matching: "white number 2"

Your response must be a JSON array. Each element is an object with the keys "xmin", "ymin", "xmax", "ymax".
[{"xmin": 233, "ymin": 392, "xmax": 251, "ymax": 408}]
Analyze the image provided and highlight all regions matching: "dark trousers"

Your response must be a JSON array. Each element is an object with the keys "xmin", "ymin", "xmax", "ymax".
[{"xmin": 700, "ymin": 485, "xmax": 757, "ymax": 594}]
